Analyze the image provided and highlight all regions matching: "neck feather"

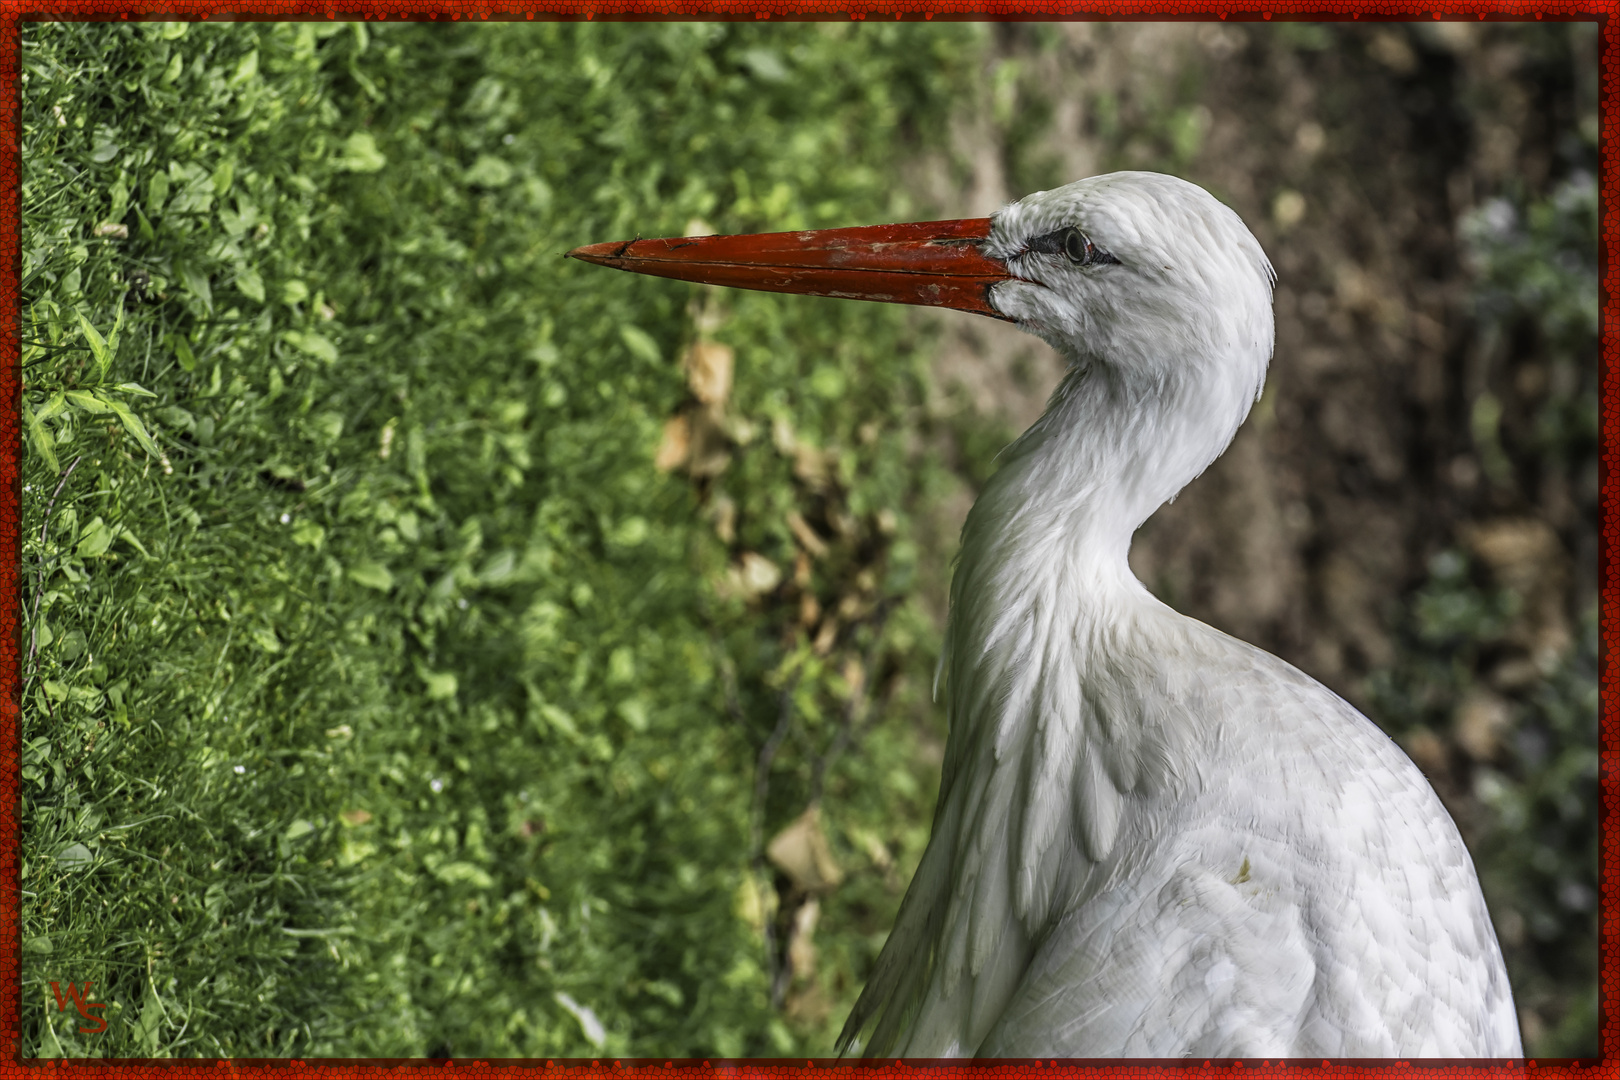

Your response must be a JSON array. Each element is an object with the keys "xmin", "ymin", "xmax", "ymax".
[{"xmin": 950, "ymin": 357, "xmax": 1257, "ymax": 629}]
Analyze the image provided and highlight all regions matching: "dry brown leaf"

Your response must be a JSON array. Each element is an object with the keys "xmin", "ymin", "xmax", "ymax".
[
  {"xmin": 840, "ymin": 656, "xmax": 866, "ymax": 701},
  {"xmin": 709, "ymin": 495, "xmax": 737, "ymax": 545},
  {"xmin": 1454, "ymin": 687, "xmax": 1514, "ymax": 761},
  {"xmin": 734, "ymin": 552, "xmax": 782, "ymax": 597},
  {"xmin": 772, "ymin": 415, "xmax": 798, "ymax": 456},
  {"xmin": 1462, "ymin": 518, "xmax": 1572, "ymax": 663},
  {"xmin": 688, "ymin": 447, "xmax": 733, "ymax": 478},
  {"xmin": 686, "ymin": 341, "xmax": 734, "ymax": 407},
  {"xmin": 1463, "ymin": 518, "xmax": 1560, "ymax": 592},
  {"xmin": 787, "ymin": 896, "xmax": 820, "ymax": 979},
  {"xmin": 684, "ymin": 407, "xmax": 734, "ymax": 477},
  {"xmin": 766, "ymin": 806, "xmax": 844, "ymax": 894},
  {"xmin": 787, "ymin": 511, "xmax": 829, "ymax": 559},
  {"xmin": 792, "ymin": 444, "xmax": 829, "ymax": 489},
  {"xmin": 837, "ymin": 594, "xmax": 871, "ymax": 620},
  {"xmin": 654, "ymin": 414, "xmax": 691, "ymax": 472}
]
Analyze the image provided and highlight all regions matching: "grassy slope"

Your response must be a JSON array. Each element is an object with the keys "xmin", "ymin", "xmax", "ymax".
[{"xmin": 22, "ymin": 21, "xmax": 977, "ymax": 1056}]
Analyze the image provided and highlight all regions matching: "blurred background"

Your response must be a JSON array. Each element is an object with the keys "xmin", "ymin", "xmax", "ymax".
[{"xmin": 21, "ymin": 19, "xmax": 1596, "ymax": 1057}]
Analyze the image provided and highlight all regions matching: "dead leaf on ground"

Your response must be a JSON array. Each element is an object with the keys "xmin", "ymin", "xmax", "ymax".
[
  {"xmin": 839, "ymin": 656, "xmax": 866, "ymax": 701},
  {"xmin": 708, "ymin": 495, "xmax": 737, "ymax": 545},
  {"xmin": 766, "ymin": 805, "xmax": 844, "ymax": 894},
  {"xmin": 686, "ymin": 341, "xmax": 734, "ymax": 407},
  {"xmin": 793, "ymin": 444, "xmax": 830, "ymax": 489},
  {"xmin": 787, "ymin": 896, "xmax": 820, "ymax": 978},
  {"xmin": 1464, "ymin": 518, "xmax": 1561, "ymax": 593},
  {"xmin": 729, "ymin": 552, "xmax": 782, "ymax": 598},
  {"xmin": 787, "ymin": 511, "xmax": 829, "ymax": 558},
  {"xmin": 1463, "ymin": 518, "xmax": 1572, "ymax": 663},
  {"xmin": 1455, "ymin": 687, "xmax": 1514, "ymax": 760},
  {"xmin": 684, "ymin": 408, "xmax": 734, "ymax": 478},
  {"xmin": 654, "ymin": 414, "xmax": 691, "ymax": 472}
]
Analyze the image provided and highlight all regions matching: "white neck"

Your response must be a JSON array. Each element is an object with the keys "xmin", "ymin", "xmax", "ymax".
[{"xmin": 952, "ymin": 355, "xmax": 1256, "ymax": 616}]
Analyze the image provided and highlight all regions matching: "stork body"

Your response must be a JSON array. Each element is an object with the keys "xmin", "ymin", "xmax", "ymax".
[
  {"xmin": 839, "ymin": 174, "xmax": 1519, "ymax": 1059},
  {"xmin": 570, "ymin": 171, "xmax": 1522, "ymax": 1059}
]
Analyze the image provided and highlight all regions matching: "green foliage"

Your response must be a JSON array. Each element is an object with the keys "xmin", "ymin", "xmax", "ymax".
[
  {"xmin": 1461, "ymin": 173, "xmax": 1600, "ymax": 473},
  {"xmin": 1369, "ymin": 173, "xmax": 1599, "ymax": 1057},
  {"xmin": 23, "ymin": 22, "xmax": 364, "ymax": 1056},
  {"xmin": 1369, "ymin": 558, "xmax": 1598, "ymax": 1058},
  {"xmin": 1476, "ymin": 610, "xmax": 1599, "ymax": 1057},
  {"xmin": 21, "ymin": 20, "xmax": 976, "ymax": 1056}
]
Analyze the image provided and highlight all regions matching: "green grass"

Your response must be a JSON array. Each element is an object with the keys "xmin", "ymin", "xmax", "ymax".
[{"xmin": 21, "ymin": 20, "xmax": 980, "ymax": 1056}]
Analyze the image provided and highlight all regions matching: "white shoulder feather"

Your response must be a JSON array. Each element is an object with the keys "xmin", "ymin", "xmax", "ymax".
[{"xmin": 838, "ymin": 469, "xmax": 1182, "ymax": 1056}]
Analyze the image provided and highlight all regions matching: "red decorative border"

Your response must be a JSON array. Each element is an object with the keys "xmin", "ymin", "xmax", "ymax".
[
  {"xmin": 0, "ymin": 4, "xmax": 1608, "ymax": 17},
  {"xmin": 0, "ymin": 1, "xmax": 16, "ymax": 1074},
  {"xmin": 1598, "ymin": 12, "xmax": 1619, "ymax": 1079},
  {"xmin": 0, "ymin": 0, "xmax": 1612, "ymax": 1074},
  {"xmin": 0, "ymin": 1063, "xmax": 1610, "ymax": 1076}
]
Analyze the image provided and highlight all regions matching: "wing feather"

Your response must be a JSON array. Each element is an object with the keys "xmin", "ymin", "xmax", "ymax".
[
  {"xmin": 979, "ymin": 858, "xmax": 1319, "ymax": 1057},
  {"xmin": 841, "ymin": 567, "xmax": 1148, "ymax": 1055},
  {"xmin": 840, "ymin": 436, "xmax": 1173, "ymax": 1058},
  {"xmin": 1075, "ymin": 746, "xmax": 1124, "ymax": 863}
]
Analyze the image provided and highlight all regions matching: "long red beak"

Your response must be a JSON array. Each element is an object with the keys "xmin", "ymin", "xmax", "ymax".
[{"xmin": 567, "ymin": 219, "xmax": 1013, "ymax": 320}]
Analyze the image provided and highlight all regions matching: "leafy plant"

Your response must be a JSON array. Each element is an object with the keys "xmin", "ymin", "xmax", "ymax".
[
  {"xmin": 1370, "ymin": 170, "xmax": 1599, "ymax": 1057},
  {"xmin": 21, "ymin": 20, "xmax": 979, "ymax": 1057}
]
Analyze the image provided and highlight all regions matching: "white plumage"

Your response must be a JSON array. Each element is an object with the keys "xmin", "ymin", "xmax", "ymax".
[{"xmin": 834, "ymin": 173, "xmax": 1521, "ymax": 1058}]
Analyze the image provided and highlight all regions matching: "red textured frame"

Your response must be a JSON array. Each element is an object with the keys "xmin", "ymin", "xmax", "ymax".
[{"xmin": 0, "ymin": 0, "xmax": 1612, "ymax": 1074}]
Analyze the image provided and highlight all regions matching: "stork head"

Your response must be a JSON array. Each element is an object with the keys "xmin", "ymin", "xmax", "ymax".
[
  {"xmin": 569, "ymin": 171, "xmax": 1274, "ymax": 405},
  {"xmin": 981, "ymin": 172, "xmax": 1274, "ymax": 395}
]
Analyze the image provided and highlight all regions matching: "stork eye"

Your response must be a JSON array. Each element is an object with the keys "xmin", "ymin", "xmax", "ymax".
[
  {"xmin": 1063, "ymin": 228, "xmax": 1090, "ymax": 264},
  {"xmin": 1026, "ymin": 226, "xmax": 1118, "ymax": 267}
]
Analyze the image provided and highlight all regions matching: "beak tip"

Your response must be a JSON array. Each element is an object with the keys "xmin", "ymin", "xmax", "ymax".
[{"xmin": 568, "ymin": 240, "xmax": 631, "ymax": 268}]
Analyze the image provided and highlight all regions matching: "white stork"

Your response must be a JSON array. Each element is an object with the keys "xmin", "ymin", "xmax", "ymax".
[{"xmin": 570, "ymin": 171, "xmax": 1521, "ymax": 1059}]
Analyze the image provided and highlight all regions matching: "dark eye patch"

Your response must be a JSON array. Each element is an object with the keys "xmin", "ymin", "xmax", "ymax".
[{"xmin": 1026, "ymin": 226, "xmax": 1120, "ymax": 267}]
